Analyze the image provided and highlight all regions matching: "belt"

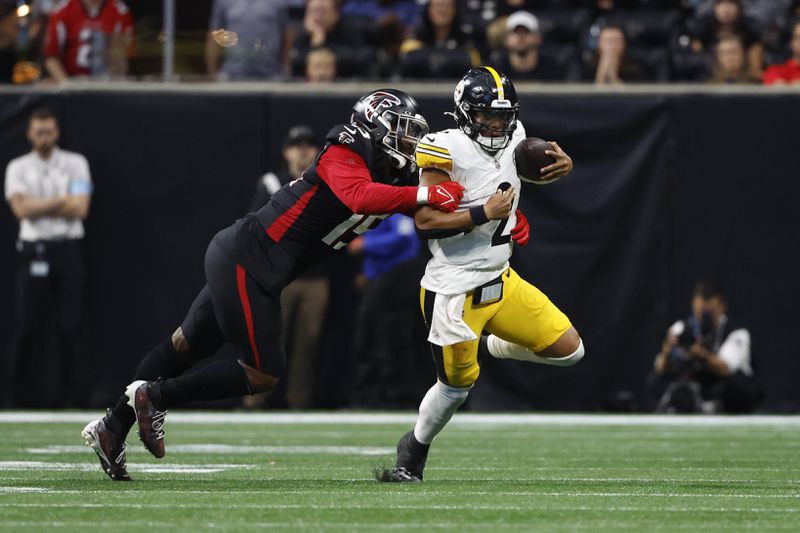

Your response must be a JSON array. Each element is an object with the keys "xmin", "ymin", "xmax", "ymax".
[{"xmin": 17, "ymin": 239, "xmax": 80, "ymax": 254}]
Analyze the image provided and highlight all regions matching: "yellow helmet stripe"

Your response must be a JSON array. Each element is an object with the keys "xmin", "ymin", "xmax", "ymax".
[{"xmin": 482, "ymin": 66, "xmax": 505, "ymax": 101}]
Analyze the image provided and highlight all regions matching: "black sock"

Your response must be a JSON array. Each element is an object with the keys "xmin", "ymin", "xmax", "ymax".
[
  {"xmin": 149, "ymin": 358, "xmax": 251, "ymax": 409},
  {"xmin": 105, "ymin": 338, "xmax": 193, "ymax": 437}
]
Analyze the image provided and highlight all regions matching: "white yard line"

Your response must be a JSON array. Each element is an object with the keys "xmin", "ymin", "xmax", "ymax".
[
  {"xmin": 1, "ymin": 412, "xmax": 799, "ymax": 427},
  {"xmin": 25, "ymin": 444, "xmax": 394, "ymax": 456},
  {"xmin": 0, "ymin": 461, "xmax": 254, "ymax": 474}
]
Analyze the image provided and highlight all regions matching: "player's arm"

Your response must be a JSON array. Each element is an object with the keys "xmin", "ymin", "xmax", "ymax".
[
  {"xmin": 415, "ymin": 168, "xmax": 514, "ymax": 237},
  {"xmin": 316, "ymin": 145, "xmax": 463, "ymax": 214}
]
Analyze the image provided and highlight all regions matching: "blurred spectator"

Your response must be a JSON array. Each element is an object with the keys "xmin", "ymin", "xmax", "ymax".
[
  {"xmin": 763, "ymin": 19, "xmax": 800, "ymax": 85},
  {"xmin": 2, "ymin": 108, "xmax": 92, "ymax": 407},
  {"xmin": 489, "ymin": 11, "xmax": 566, "ymax": 81},
  {"xmin": 243, "ymin": 126, "xmax": 329, "ymax": 410},
  {"xmin": 707, "ymin": 35, "xmax": 758, "ymax": 82},
  {"xmin": 42, "ymin": 0, "xmax": 133, "ymax": 82},
  {"xmin": 688, "ymin": 0, "xmax": 764, "ymax": 79},
  {"xmin": 400, "ymin": 0, "xmax": 480, "ymax": 79},
  {"xmin": 305, "ymin": 46, "xmax": 336, "ymax": 83},
  {"xmin": 292, "ymin": 0, "xmax": 367, "ymax": 78},
  {"xmin": 341, "ymin": 0, "xmax": 420, "ymax": 28},
  {"xmin": 206, "ymin": 0, "xmax": 291, "ymax": 81},
  {"xmin": 349, "ymin": 214, "xmax": 425, "ymax": 407},
  {"xmin": 647, "ymin": 281, "xmax": 762, "ymax": 414},
  {"xmin": 586, "ymin": 24, "xmax": 645, "ymax": 84}
]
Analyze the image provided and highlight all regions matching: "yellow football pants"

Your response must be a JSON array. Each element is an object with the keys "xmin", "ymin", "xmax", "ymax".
[{"xmin": 420, "ymin": 268, "xmax": 572, "ymax": 387}]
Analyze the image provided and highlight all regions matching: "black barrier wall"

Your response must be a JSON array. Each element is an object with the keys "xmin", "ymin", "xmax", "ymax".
[{"xmin": 1, "ymin": 88, "xmax": 798, "ymax": 411}]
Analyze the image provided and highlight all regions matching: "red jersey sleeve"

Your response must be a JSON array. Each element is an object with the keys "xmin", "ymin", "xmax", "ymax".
[
  {"xmin": 316, "ymin": 145, "xmax": 419, "ymax": 215},
  {"xmin": 43, "ymin": 12, "xmax": 64, "ymax": 58}
]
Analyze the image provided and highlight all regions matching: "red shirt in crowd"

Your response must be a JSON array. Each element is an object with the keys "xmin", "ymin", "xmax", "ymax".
[
  {"xmin": 762, "ymin": 59, "xmax": 800, "ymax": 85},
  {"xmin": 43, "ymin": 0, "xmax": 134, "ymax": 77}
]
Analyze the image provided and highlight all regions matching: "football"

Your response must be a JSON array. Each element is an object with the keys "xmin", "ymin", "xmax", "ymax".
[{"xmin": 514, "ymin": 137, "xmax": 558, "ymax": 184}]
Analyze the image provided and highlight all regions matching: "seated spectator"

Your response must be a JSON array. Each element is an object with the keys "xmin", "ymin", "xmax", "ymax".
[
  {"xmin": 42, "ymin": 0, "xmax": 133, "ymax": 82},
  {"xmin": 292, "ymin": 0, "xmax": 367, "ymax": 78},
  {"xmin": 205, "ymin": 0, "xmax": 291, "ymax": 81},
  {"xmin": 305, "ymin": 46, "xmax": 336, "ymax": 83},
  {"xmin": 585, "ymin": 24, "xmax": 645, "ymax": 84},
  {"xmin": 707, "ymin": 35, "xmax": 758, "ymax": 83},
  {"xmin": 490, "ymin": 11, "xmax": 566, "ymax": 82},
  {"xmin": 763, "ymin": 19, "xmax": 800, "ymax": 85},
  {"xmin": 400, "ymin": 0, "xmax": 480, "ymax": 79},
  {"xmin": 647, "ymin": 281, "xmax": 762, "ymax": 414},
  {"xmin": 688, "ymin": 0, "xmax": 764, "ymax": 79}
]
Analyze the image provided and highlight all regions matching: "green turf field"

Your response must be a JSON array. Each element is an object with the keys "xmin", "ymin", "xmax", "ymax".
[{"xmin": 0, "ymin": 412, "xmax": 798, "ymax": 531}]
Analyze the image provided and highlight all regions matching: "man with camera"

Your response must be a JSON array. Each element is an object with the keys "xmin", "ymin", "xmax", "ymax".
[{"xmin": 648, "ymin": 280, "xmax": 761, "ymax": 413}]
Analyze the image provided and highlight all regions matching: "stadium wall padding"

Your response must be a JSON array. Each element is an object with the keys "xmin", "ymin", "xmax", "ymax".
[{"xmin": 0, "ymin": 89, "xmax": 798, "ymax": 411}]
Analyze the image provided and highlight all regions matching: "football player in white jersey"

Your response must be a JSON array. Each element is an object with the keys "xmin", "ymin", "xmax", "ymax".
[{"xmin": 380, "ymin": 67, "xmax": 584, "ymax": 482}]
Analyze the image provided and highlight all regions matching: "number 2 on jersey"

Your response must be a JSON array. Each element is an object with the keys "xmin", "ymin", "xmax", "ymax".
[{"xmin": 491, "ymin": 181, "xmax": 512, "ymax": 247}]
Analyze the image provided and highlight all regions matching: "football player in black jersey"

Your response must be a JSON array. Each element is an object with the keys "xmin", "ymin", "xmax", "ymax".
[{"xmin": 81, "ymin": 90, "xmax": 479, "ymax": 481}]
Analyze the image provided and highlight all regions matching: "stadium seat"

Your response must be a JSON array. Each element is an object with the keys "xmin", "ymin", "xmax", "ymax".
[
  {"xmin": 670, "ymin": 50, "xmax": 714, "ymax": 82},
  {"xmin": 534, "ymin": 8, "xmax": 593, "ymax": 46}
]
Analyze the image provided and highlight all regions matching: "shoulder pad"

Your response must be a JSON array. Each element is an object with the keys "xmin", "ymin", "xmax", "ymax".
[
  {"xmin": 416, "ymin": 133, "xmax": 453, "ymax": 172},
  {"xmin": 325, "ymin": 123, "xmax": 373, "ymax": 162}
]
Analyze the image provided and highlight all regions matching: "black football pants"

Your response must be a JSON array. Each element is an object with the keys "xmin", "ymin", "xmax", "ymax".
[{"xmin": 180, "ymin": 239, "xmax": 287, "ymax": 378}]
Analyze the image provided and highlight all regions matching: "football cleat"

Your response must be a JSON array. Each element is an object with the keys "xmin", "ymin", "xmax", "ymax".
[
  {"xmin": 126, "ymin": 380, "xmax": 167, "ymax": 459},
  {"xmin": 377, "ymin": 430, "xmax": 430, "ymax": 483},
  {"xmin": 375, "ymin": 465, "xmax": 423, "ymax": 483},
  {"xmin": 81, "ymin": 417, "xmax": 132, "ymax": 481}
]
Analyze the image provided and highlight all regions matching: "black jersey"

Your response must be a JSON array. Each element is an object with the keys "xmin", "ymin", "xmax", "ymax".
[{"xmin": 213, "ymin": 123, "xmax": 420, "ymax": 294}]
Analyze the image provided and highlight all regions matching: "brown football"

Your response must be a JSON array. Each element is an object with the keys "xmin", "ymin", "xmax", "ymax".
[{"xmin": 514, "ymin": 137, "xmax": 558, "ymax": 184}]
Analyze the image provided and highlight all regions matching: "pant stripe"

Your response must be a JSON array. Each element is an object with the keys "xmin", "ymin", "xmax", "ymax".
[
  {"xmin": 235, "ymin": 264, "xmax": 262, "ymax": 370},
  {"xmin": 422, "ymin": 288, "xmax": 450, "ymax": 385}
]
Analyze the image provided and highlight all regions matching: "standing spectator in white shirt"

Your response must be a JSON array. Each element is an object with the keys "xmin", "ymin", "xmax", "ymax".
[{"xmin": 2, "ymin": 107, "xmax": 92, "ymax": 407}]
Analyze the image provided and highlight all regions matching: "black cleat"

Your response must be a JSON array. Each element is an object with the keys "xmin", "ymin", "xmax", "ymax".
[
  {"xmin": 377, "ymin": 430, "xmax": 430, "ymax": 483},
  {"xmin": 375, "ymin": 466, "xmax": 423, "ymax": 483},
  {"xmin": 81, "ymin": 418, "xmax": 132, "ymax": 481},
  {"xmin": 126, "ymin": 380, "xmax": 167, "ymax": 459}
]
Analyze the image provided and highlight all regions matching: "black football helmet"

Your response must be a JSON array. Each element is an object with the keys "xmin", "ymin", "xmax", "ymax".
[
  {"xmin": 452, "ymin": 67, "xmax": 519, "ymax": 152},
  {"xmin": 351, "ymin": 89, "xmax": 429, "ymax": 173}
]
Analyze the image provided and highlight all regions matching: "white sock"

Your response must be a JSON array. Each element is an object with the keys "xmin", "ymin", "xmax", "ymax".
[
  {"xmin": 412, "ymin": 381, "xmax": 470, "ymax": 445},
  {"xmin": 487, "ymin": 335, "xmax": 585, "ymax": 367}
]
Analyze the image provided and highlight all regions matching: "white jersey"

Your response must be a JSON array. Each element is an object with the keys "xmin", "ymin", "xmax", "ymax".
[
  {"xmin": 4, "ymin": 148, "xmax": 92, "ymax": 242},
  {"xmin": 416, "ymin": 122, "xmax": 526, "ymax": 295}
]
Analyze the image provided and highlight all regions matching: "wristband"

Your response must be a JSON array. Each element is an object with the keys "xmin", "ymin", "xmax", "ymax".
[
  {"xmin": 416, "ymin": 187, "xmax": 428, "ymax": 205},
  {"xmin": 469, "ymin": 205, "xmax": 489, "ymax": 225}
]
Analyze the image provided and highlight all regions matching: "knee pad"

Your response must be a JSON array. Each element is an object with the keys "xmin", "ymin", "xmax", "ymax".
[{"xmin": 441, "ymin": 343, "xmax": 480, "ymax": 387}]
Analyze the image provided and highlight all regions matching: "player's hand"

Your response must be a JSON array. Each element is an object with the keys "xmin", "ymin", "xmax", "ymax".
[
  {"xmin": 510, "ymin": 209, "xmax": 530, "ymax": 246},
  {"xmin": 425, "ymin": 181, "xmax": 464, "ymax": 213},
  {"xmin": 483, "ymin": 187, "xmax": 515, "ymax": 220},
  {"xmin": 540, "ymin": 141, "xmax": 573, "ymax": 182}
]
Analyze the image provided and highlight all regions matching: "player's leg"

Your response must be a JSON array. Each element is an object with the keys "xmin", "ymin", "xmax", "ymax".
[
  {"xmin": 83, "ymin": 285, "xmax": 226, "ymax": 480},
  {"xmin": 484, "ymin": 269, "xmax": 584, "ymax": 365},
  {"xmin": 382, "ymin": 288, "xmax": 494, "ymax": 482},
  {"xmin": 126, "ymin": 240, "xmax": 285, "ymax": 458}
]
